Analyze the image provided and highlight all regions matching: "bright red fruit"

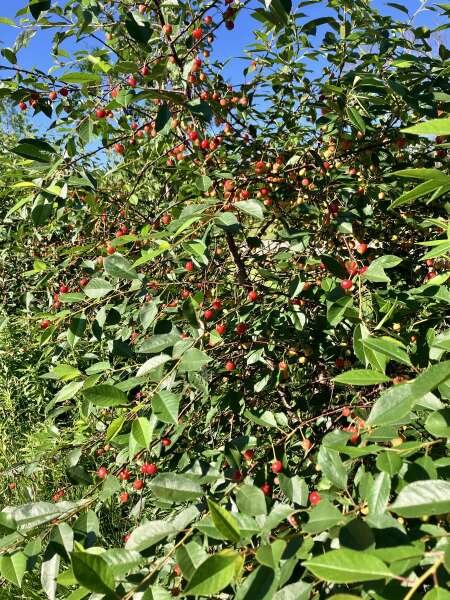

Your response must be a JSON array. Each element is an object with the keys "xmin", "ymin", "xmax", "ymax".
[
  {"xmin": 240, "ymin": 189, "xmax": 250, "ymax": 199},
  {"xmin": 278, "ymin": 361, "xmax": 288, "ymax": 371},
  {"xmin": 215, "ymin": 323, "xmax": 226, "ymax": 335},
  {"xmin": 340, "ymin": 279, "xmax": 353, "ymax": 290},
  {"xmin": 235, "ymin": 323, "xmax": 247, "ymax": 335},
  {"xmin": 96, "ymin": 108, "xmax": 107, "ymax": 119},
  {"xmin": 133, "ymin": 479, "xmax": 144, "ymax": 490},
  {"xmin": 161, "ymin": 437, "xmax": 172, "ymax": 447},
  {"xmin": 48, "ymin": 91, "xmax": 57, "ymax": 101},
  {"xmin": 118, "ymin": 469, "xmax": 131, "ymax": 481},
  {"xmin": 309, "ymin": 491, "xmax": 321, "ymax": 506},
  {"xmin": 261, "ymin": 483, "xmax": 271, "ymax": 496},
  {"xmin": 40, "ymin": 319, "xmax": 51, "ymax": 329},
  {"xmin": 119, "ymin": 492, "xmax": 129, "ymax": 504},
  {"xmin": 188, "ymin": 131, "xmax": 198, "ymax": 141},
  {"xmin": 161, "ymin": 214, "xmax": 171, "ymax": 225},
  {"xmin": 80, "ymin": 277, "xmax": 89, "ymax": 287},
  {"xmin": 59, "ymin": 87, "xmax": 69, "ymax": 97},
  {"xmin": 141, "ymin": 463, "xmax": 158, "ymax": 475},
  {"xmin": 97, "ymin": 466, "xmax": 108, "ymax": 479},
  {"xmin": 59, "ymin": 285, "xmax": 69, "ymax": 294},
  {"xmin": 203, "ymin": 309, "xmax": 214, "ymax": 321},
  {"xmin": 106, "ymin": 245, "xmax": 115, "ymax": 254},
  {"xmin": 200, "ymin": 139, "xmax": 210, "ymax": 150},
  {"xmin": 247, "ymin": 290, "xmax": 258, "ymax": 302},
  {"xmin": 212, "ymin": 299, "xmax": 222, "ymax": 310},
  {"xmin": 18, "ymin": 101, "xmax": 27, "ymax": 110},
  {"xmin": 323, "ymin": 161, "xmax": 331, "ymax": 170},
  {"xmin": 114, "ymin": 143, "xmax": 125, "ymax": 154},
  {"xmin": 139, "ymin": 65, "xmax": 149, "ymax": 77},
  {"xmin": 342, "ymin": 406, "xmax": 351, "ymax": 417},
  {"xmin": 243, "ymin": 449, "xmax": 254, "ymax": 461},
  {"xmin": 181, "ymin": 289, "xmax": 191, "ymax": 299},
  {"xmin": 204, "ymin": 15, "xmax": 212, "ymax": 25},
  {"xmin": 356, "ymin": 242, "xmax": 368, "ymax": 255},
  {"xmin": 271, "ymin": 459, "xmax": 283, "ymax": 473},
  {"xmin": 184, "ymin": 261, "xmax": 194, "ymax": 271},
  {"xmin": 301, "ymin": 178, "xmax": 310, "ymax": 186},
  {"xmin": 127, "ymin": 75, "xmax": 137, "ymax": 87},
  {"xmin": 192, "ymin": 27, "xmax": 203, "ymax": 40},
  {"xmin": 225, "ymin": 361, "xmax": 235, "ymax": 372}
]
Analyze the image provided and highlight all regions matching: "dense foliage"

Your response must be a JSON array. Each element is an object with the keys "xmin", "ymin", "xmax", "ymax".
[{"xmin": 1, "ymin": 0, "xmax": 450, "ymax": 598}]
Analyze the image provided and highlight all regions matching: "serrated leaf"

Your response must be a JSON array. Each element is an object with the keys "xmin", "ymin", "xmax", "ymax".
[
  {"xmin": 207, "ymin": 499, "xmax": 241, "ymax": 543},
  {"xmin": 390, "ymin": 480, "xmax": 450, "ymax": 517},
  {"xmin": 82, "ymin": 384, "xmax": 127, "ymax": 407},
  {"xmin": 334, "ymin": 369, "xmax": 390, "ymax": 385},
  {"xmin": 304, "ymin": 549, "xmax": 393, "ymax": 583},
  {"xmin": 183, "ymin": 550, "xmax": 240, "ymax": 596}
]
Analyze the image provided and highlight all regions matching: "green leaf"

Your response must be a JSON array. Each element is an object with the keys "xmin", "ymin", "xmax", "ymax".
[
  {"xmin": 131, "ymin": 417, "xmax": 153, "ymax": 448},
  {"xmin": 137, "ymin": 331, "xmax": 180, "ymax": 354},
  {"xmin": 234, "ymin": 564, "xmax": 278, "ymax": 600},
  {"xmin": 124, "ymin": 11, "xmax": 151, "ymax": 43},
  {"xmin": 303, "ymin": 500, "xmax": 343, "ymax": 534},
  {"xmin": 176, "ymin": 542, "xmax": 208, "ymax": 581},
  {"xmin": 362, "ymin": 338, "xmax": 412, "ymax": 367},
  {"xmin": 235, "ymin": 200, "xmax": 265, "ymax": 220},
  {"xmin": 101, "ymin": 549, "xmax": 143, "ymax": 576},
  {"xmin": 60, "ymin": 72, "xmax": 102, "ymax": 84},
  {"xmin": 83, "ymin": 278, "xmax": 113, "ymax": 299},
  {"xmin": 364, "ymin": 255, "xmax": 403, "ymax": 283},
  {"xmin": 236, "ymin": 484, "xmax": 267, "ymax": 516},
  {"xmin": 178, "ymin": 348, "xmax": 211, "ymax": 372},
  {"xmin": 125, "ymin": 521, "xmax": 177, "ymax": 552},
  {"xmin": 148, "ymin": 473, "xmax": 202, "ymax": 503},
  {"xmin": 368, "ymin": 360, "xmax": 450, "ymax": 426},
  {"xmin": 317, "ymin": 446, "xmax": 348, "ymax": 489},
  {"xmin": 71, "ymin": 553, "xmax": 114, "ymax": 595},
  {"xmin": 11, "ymin": 138, "xmax": 56, "ymax": 162},
  {"xmin": 272, "ymin": 582, "xmax": 312, "ymax": 600},
  {"xmin": 390, "ymin": 480, "xmax": 450, "ymax": 517},
  {"xmin": 29, "ymin": 0, "xmax": 50, "ymax": 19},
  {"xmin": 195, "ymin": 176, "xmax": 213, "ymax": 192},
  {"xmin": 367, "ymin": 472, "xmax": 390, "ymax": 516},
  {"xmin": 13, "ymin": 502, "xmax": 61, "ymax": 528},
  {"xmin": 402, "ymin": 119, "xmax": 450, "ymax": 136},
  {"xmin": 136, "ymin": 354, "xmax": 171, "ymax": 377},
  {"xmin": 104, "ymin": 253, "xmax": 139, "ymax": 280},
  {"xmin": 255, "ymin": 539, "xmax": 286, "ymax": 569},
  {"xmin": 82, "ymin": 384, "xmax": 127, "ymax": 407},
  {"xmin": 41, "ymin": 550, "xmax": 60, "ymax": 600},
  {"xmin": 183, "ymin": 550, "xmax": 240, "ymax": 596},
  {"xmin": 152, "ymin": 390, "xmax": 180, "ymax": 424},
  {"xmin": 303, "ymin": 549, "xmax": 393, "ymax": 583},
  {"xmin": 425, "ymin": 408, "xmax": 450, "ymax": 438},
  {"xmin": 155, "ymin": 102, "xmax": 171, "ymax": 132},
  {"xmin": 334, "ymin": 369, "xmax": 391, "ymax": 385},
  {"xmin": 207, "ymin": 499, "xmax": 241, "ymax": 543},
  {"xmin": 277, "ymin": 474, "xmax": 308, "ymax": 505},
  {"xmin": 0, "ymin": 551, "xmax": 27, "ymax": 587}
]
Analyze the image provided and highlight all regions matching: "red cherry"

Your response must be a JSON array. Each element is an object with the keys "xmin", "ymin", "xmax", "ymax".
[
  {"xmin": 192, "ymin": 27, "xmax": 203, "ymax": 40},
  {"xmin": 59, "ymin": 285, "xmax": 69, "ymax": 294},
  {"xmin": 181, "ymin": 289, "xmax": 191, "ymax": 299},
  {"xmin": 232, "ymin": 469, "xmax": 243, "ymax": 481},
  {"xmin": 260, "ymin": 187, "xmax": 269, "ymax": 197},
  {"xmin": 133, "ymin": 479, "xmax": 144, "ymax": 490},
  {"xmin": 18, "ymin": 101, "xmax": 27, "ymax": 111},
  {"xmin": 8, "ymin": 482, "xmax": 17, "ymax": 490},
  {"xmin": 162, "ymin": 23, "xmax": 173, "ymax": 36},
  {"xmin": 48, "ymin": 91, "xmax": 58, "ymax": 101},
  {"xmin": 235, "ymin": 323, "xmax": 247, "ymax": 335},
  {"xmin": 278, "ymin": 361, "xmax": 288, "ymax": 371},
  {"xmin": 123, "ymin": 533, "xmax": 131, "ymax": 543},
  {"xmin": 344, "ymin": 426, "xmax": 360, "ymax": 444},
  {"xmin": 200, "ymin": 139, "xmax": 210, "ymax": 150},
  {"xmin": 342, "ymin": 406, "xmax": 351, "ymax": 417},
  {"xmin": 340, "ymin": 279, "xmax": 353, "ymax": 290},
  {"xmin": 240, "ymin": 189, "xmax": 250, "ymax": 199},
  {"xmin": 40, "ymin": 319, "xmax": 51, "ymax": 329},
  {"xmin": 309, "ymin": 491, "xmax": 321, "ymax": 506},
  {"xmin": 335, "ymin": 357, "xmax": 345, "ymax": 369},
  {"xmin": 184, "ymin": 261, "xmax": 194, "ymax": 271},
  {"xmin": 356, "ymin": 242, "xmax": 368, "ymax": 255},
  {"xmin": 111, "ymin": 87, "xmax": 119, "ymax": 98},
  {"xmin": 204, "ymin": 15, "xmax": 213, "ymax": 25},
  {"xmin": 271, "ymin": 459, "xmax": 283, "ymax": 473},
  {"xmin": 59, "ymin": 87, "xmax": 69, "ymax": 97},
  {"xmin": 323, "ymin": 161, "xmax": 331, "ymax": 170},
  {"xmin": 119, "ymin": 492, "xmax": 129, "ymax": 504},
  {"xmin": 161, "ymin": 437, "xmax": 172, "ymax": 447},
  {"xmin": 301, "ymin": 438, "xmax": 312, "ymax": 451},
  {"xmin": 161, "ymin": 214, "xmax": 171, "ymax": 225},
  {"xmin": 106, "ymin": 245, "xmax": 116, "ymax": 255},
  {"xmin": 224, "ymin": 179, "xmax": 234, "ymax": 192},
  {"xmin": 114, "ymin": 143, "xmax": 125, "ymax": 154},
  {"xmin": 212, "ymin": 299, "xmax": 222, "ymax": 310},
  {"xmin": 118, "ymin": 469, "xmax": 131, "ymax": 481},
  {"xmin": 247, "ymin": 290, "xmax": 258, "ymax": 302},
  {"xmin": 188, "ymin": 131, "xmax": 198, "ymax": 141},
  {"xmin": 141, "ymin": 463, "xmax": 158, "ymax": 475},
  {"xmin": 203, "ymin": 309, "xmax": 215, "ymax": 321},
  {"xmin": 243, "ymin": 449, "xmax": 254, "ymax": 461},
  {"xmin": 358, "ymin": 266, "xmax": 368, "ymax": 274},
  {"xmin": 301, "ymin": 178, "xmax": 310, "ymax": 186},
  {"xmin": 225, "ymin": 361, "xmax": 235, "ymax": 372},
  {"xmin": 127, "ymin": 75, "xmax": 137, "ymax": 87},
  {"xmin": 215, "ymin": 323, "xmax": 226, "ymax": 335},
  {"xmin": 96, "ymin": 108, "xmax": 107, "ymax": 119},
  {"xmin": 261, "ymin": 483, "xmax": 271, "ymax": 496},
  {"xmin": 97, "ymin": 466, "xmax": 108, "ymax": 479},
  {"xmin": 80, "ymin": 277, "xmax": 89, "ymax": 287},
  {"xmin": 348, "ymin": 167, "xmax": 358, "ymax": 176},
  {"xmin": 140, "ymin": 65, "xmax": 149, "ymax": 77}
]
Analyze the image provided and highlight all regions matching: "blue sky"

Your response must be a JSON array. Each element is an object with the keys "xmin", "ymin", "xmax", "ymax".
[{"xmin": 0, "ymin": 0, "xmax": 444, "ymax": 82}]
